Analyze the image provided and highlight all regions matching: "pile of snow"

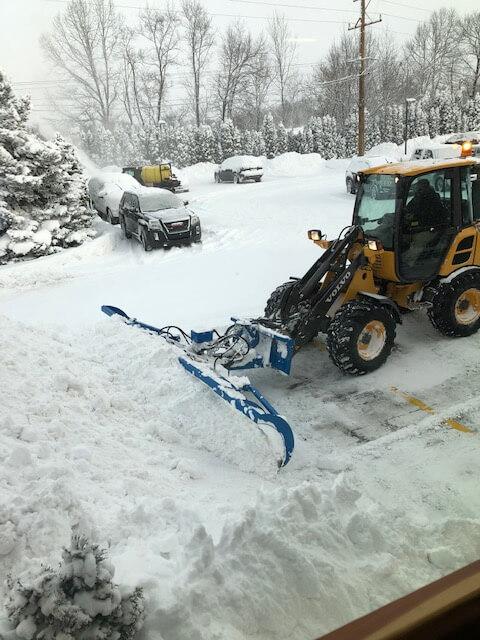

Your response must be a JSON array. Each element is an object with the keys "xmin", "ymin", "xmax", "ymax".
[
  {"xmin": 263, "ymin": 152, "xmax": 326, "ymax": 178},
  {"xmin": 1, "ymin": 313, "xmax": 479, "ymax": 640}
]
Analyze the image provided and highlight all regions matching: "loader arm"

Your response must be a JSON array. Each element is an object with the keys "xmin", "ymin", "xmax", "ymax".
[{"xmin": 261, "ymin": 226, "xmax": 366, "ymax": 346}]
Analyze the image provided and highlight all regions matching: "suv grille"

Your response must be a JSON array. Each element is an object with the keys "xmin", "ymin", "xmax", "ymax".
[{"xmin": 164, "ymin": 219, "xmax": 190, "ymax": 234}]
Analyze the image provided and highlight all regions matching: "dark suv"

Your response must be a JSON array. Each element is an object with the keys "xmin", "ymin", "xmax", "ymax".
[{"xmin": 118, "ymin": 188, "xmax": 201, "ymax": 251}]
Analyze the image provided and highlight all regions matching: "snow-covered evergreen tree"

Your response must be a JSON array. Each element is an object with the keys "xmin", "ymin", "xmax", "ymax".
[
  {"xmin": 251, "ymin": 130, "xmax": 266, "ymax": 157},
  {"xmin": 428, "ymin": 105, "xmax": 440, "ymax": 138},
  {"xmin": 276, "ymin": 122, "xmax": 288, "ymax": 155},
  {"xmin": 4, "ymin": 535, "xmax": 145, "ymax": 640},
  {"xmin": 287, "ymin": 130, "xmax": 301, "ymax": 153},
  {"xmin": 344, "ymin": 110, "xmax": 359, "ymax": 157},
  {"xmin": 0, "ymin": 70, "xmax": 95, "ymax": 263},
  {"xmin": 262, "ymin": 113, "xmax": 277, "ymax": 159},
  {"xmin": 219, "ymin": 119, "xmax": 236, "ymax": 160},
  {"xmin": 301, "ymin": 126, "xmax": 313, "ymax": 154},
  {"xmin": 320, "ymin": 115, "xmax": 339, "ymax": 159},
  {"xmin": 413, "ymin": 102, "xmax": 429, "ymax": 137}
]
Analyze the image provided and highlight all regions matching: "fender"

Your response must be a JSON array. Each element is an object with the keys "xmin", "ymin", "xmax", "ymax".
[
  {"xmin": 358, "ymin": 291, "xmax": 402, "ymax": 324},
  {"xmin": 438, "ymin": 266, "xmax": 480, "ymax": 284}
]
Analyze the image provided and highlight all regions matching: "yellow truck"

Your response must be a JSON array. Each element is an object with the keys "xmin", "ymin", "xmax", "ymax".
[{"xmin": 122, "ymin": 163, "xmax": 187, "ymax": 192}]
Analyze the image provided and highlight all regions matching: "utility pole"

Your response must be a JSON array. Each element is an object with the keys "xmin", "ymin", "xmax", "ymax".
[{"xmin": 349, "ymin": 0, "xmax": 381, "ymax": 156}]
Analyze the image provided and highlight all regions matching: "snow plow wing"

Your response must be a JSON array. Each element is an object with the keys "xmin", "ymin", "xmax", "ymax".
[{"xmin": 101, "ymin": 305, "xmax": 294, "ymax": 467}]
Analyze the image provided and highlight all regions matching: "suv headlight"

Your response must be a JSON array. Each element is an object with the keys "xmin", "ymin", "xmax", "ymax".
[
  {"xmin": 190, "ymin": 214, "xmax": 200, "ymax": 226},
  {"xmin": 148, "ymin": 219, "xmax": 161, "ymax": 230}
]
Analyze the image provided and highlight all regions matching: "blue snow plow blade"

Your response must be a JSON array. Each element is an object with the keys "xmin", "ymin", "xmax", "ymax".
[
  {"xmin": 191, "ymin": 319, "xmax": 295, "ymax": 375},
  {"xmin": 178, "ymin": 357, "xmax": 294, "ymax": 466},
  {"xmin": 101, "ymin": 305, "xmax": 295, "ymax": 467}
]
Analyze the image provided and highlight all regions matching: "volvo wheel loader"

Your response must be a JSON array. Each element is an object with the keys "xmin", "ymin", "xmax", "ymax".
[{"xmin": 262, "ymin": 156, "xmax": 480, "ymax": 375}]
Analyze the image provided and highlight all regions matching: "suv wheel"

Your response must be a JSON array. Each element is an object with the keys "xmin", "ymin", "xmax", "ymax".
[
  {"xmin": 140, "ymin": 229, "xmax": 152, "ymax": 252},
  {"xmin": 120, "ymin": 216, "xmax": 131, "ymax": 239}
]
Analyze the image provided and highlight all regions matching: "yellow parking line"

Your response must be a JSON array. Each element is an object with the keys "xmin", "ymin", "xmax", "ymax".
[
  {"xmin": 391, "ymin": 387, "xmax": 473, "ymax": 434},
  {"xmin": 313, "ymin": 338, "xmax": 327, "ymax": 351}
]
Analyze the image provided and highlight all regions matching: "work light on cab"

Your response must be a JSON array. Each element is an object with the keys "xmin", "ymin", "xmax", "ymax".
[{"xmin": 462, "ymin": 141, "xmax": 473, "ymax": 156}]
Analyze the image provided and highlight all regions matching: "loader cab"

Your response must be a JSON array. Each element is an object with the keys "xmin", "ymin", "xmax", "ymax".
[{"xmin": 354, "ymin": 159, "xmax": 480, "ymax": 283}]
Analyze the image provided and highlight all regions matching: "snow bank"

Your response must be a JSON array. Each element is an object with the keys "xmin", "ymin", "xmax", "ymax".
[
  {"xmin": 263, "ymin": 152, "xmax": 326, "ymax": 178},
  {"xmin": 1, "ymin": 313, "xmax": 480, "ymax": 640}
]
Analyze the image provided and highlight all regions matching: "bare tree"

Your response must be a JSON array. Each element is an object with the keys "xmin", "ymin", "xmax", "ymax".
[
  {"xmin": 240, "ymin": 40, "xmax": 273, "ymax": 130},
  {"xmin": 308, "ymin": 31, "xmax": 360, "ymax": 125},
  {"xmin": 405, "ymin": 8, "xmax": 460, "ymax": 101},
  {"xmin": 121, "ymin": 27, "xmax": 145, "ymax": 127},
  {"xmin": 216, "ymin": 22, "xmax": 266, "ymax": 122},
  {"xmin": 181, "ymin": 0, "xmax": 215, "ymax": 127},
  {"xmin": 459, "ymin": 12, "xmax": 480, "ymax": 98},
  {"xmin": 138, "ymin": 4, "xmax": 180, "ymax": 125},
  {"xmin": 41, "ymin": 0, "xmax": 123, "ymax": 130},
  {"xmin": 267, "ymin": 12, "xmax": 297, "ymax": 124}
]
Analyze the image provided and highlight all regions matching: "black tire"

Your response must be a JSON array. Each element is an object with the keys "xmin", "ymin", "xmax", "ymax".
[
  {"xmin": 327, "ymin": 299, "xmax": 396, "ymax": 375},
  {"xmin": 427, "ymin": 272, "xmax": 480, "ymax": 337},
  {"xmin": 255, "ymin": 177, "xmax": 262, "ymax": 182},
  {"xmin": 346, "ymin": 177, "xmax": 354, "ymax": 194},
  {"xmin": 120, "ymin": 216, "xmax": 131, "ymax": 239},
  {"xmin": 140, "ymin": 229, "xmax": 152, "ymax": 252},
  {"xmin": 264, "ymin": 281, "xmax": 296, "ymax": 318}
]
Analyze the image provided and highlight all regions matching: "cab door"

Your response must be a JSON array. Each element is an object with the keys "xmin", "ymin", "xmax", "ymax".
[{"xmin": 398, "ymin": 169, "xmax": 455, "ymax": 281}]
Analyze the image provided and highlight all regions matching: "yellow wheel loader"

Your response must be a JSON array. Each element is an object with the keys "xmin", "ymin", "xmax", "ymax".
[
  {"xmin": 102, "ymin": 156, "xmax": 480, "ymax": 467},
  {"xmin": 263, "ymin": 157, "xmax": 480, "ymax": 374}
]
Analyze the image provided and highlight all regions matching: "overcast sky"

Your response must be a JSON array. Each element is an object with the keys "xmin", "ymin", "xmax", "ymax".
[{"xmin": 1, "ymin": 0, "xmax": 478, "ymax": 120}]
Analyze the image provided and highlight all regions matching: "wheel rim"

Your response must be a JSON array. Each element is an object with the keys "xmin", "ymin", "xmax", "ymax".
[
  {"xmin": 455, "ymin": 288, "xmax": 480, "ymax": 325},
  {"xmin": 357, "ymin": 320, "xmax": 386, "ymax": 361}
]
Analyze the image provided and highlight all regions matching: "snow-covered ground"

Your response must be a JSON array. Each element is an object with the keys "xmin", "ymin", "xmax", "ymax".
[{"xmin": 1, "ymin": 152, "xmax": 479, "ymax": 639}]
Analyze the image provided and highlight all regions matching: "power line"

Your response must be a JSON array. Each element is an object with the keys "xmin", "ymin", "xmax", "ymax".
[
  {"xmin": 227, "ymin": 0, "xmax": 358, "ymax": 13},
  {"xmin": 380, "ymin": 0, "xmax": 431, "ymax": 13},
  {"xmin": 35, "ymin": 0, "xmax": 351, "ymax": 24}
]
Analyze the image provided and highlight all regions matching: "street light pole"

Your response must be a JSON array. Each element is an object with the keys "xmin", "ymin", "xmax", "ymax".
[{"xmin": 404, "ymin": 98, "xmax": 417, "ymax": 156}]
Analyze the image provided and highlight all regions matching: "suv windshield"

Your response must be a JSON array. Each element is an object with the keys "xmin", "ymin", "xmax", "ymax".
[
  {"xmin": 355, "ymin": 174, "xmax": 398, "ymax": 249},
  {"xmin": 140, "ymin": 192, "xmax": 182, "ymax": 212}
]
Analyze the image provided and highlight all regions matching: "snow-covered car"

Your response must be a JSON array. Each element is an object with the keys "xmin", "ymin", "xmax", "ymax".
[
  {"xmin": 118, "ymin": 187, "xmax": 201, "ymax": 251},
  {"xmin": 445, "ymin": 131, "xmax": 480, "ymax": 145},
  {"xmin": 214, "ymin": 156, "xmax": 263, "ymax": 184},
  {"xmin": 345, "ymin": 156, "xmax": 396, "ymax": 194},
  {"xmin": 411, "ymin": 144, "xmax": 462, "ymax": 161},
  {"xmin": 88, "ymin": 172, "xmax": 141, "ymax": 225}
]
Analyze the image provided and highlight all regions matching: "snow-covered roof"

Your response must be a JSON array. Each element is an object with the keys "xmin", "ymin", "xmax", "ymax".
[
  {"xmin": 346, "ymin": 156, "xmax": 396, "ymax": 173},
  {"xmin": 137, "ymin": 187, "xmax": 183, "ymax": 212},
  {"xmin": 220, "ymin": 155, "xmax": 263, "ymax": 171},
  {"xmin": 445, "ymin": 131, "xmax": 480, "ymax": 144},
  {"xmin": 90, "ymin": 172, "xmax": 140, "ymax": 191}
]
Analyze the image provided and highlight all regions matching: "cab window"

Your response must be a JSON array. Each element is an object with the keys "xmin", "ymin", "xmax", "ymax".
[
  {"xmin": 355, "ymin": 174, "xmax": 398, "ymax": 249},
  {"xmin": 470, "ymin": 169, "xmax": 480, "ymax": 221},
  {"xmin": 399, "ymin": 170, "xmax": 454, "ymax": 281},
  {"xmin": 460, "ymin": 167, "xmax": 473, "ymax": 226}
]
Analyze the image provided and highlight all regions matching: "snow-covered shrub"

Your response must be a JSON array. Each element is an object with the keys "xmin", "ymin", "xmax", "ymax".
[
  {"xmin": 3, "ymin": 535, "xmax": 145, "ymax": 640},
  {"xmin": 0, "ymin": 70, "xmax": 95, "ymax": 264}
]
